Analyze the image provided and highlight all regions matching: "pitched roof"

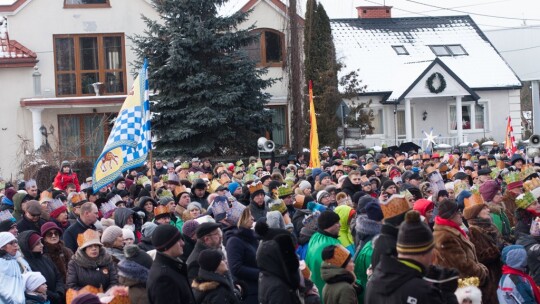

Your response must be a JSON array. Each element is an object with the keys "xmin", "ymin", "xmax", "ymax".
[
  {"xmin": 0, "ymin": 17, "xmax": 37, "ymax": 67},
  {"xmin": 331, "ymin": 15, "xmax": 521, "ymax": 101}
]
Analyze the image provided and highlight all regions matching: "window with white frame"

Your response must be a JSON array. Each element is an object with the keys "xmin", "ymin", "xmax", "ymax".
[
  {"xmin": 449, "ymin": 102, "xmax": 487, "ymax": 131},
  {"xmin": 371, "ymin": 109, "xmax": 384, "ymax": 134}
]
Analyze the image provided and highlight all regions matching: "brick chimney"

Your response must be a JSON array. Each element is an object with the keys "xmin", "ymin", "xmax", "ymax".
[{"xmin": 356, "ymin": 6, "xmax": 392, "ymax": 18}]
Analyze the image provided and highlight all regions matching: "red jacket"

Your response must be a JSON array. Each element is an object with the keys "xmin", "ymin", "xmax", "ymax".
[{"xmin": 53, "ymin": 171, "xmax": 80, "ymax": 192}]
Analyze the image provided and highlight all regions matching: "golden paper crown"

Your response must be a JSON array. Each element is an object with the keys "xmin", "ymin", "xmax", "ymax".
[
  {"xmin": 504, "ymin": 172, "xmax": 521, "ymax": 184},
  {"xmin": 524, "ymin": 177, "xmax": 540, "ymax": 192},
  {"xmin": 458, "ymin": 277, "xmax": 480, "ymax": 288},
  {"xmin": 154, "ymin": 205, "xmax": 170, "ymax": 217},
  {"xmin": 324, "ymin": 244, "xmax": 351, "ymax": 267},
  {"xmin": 521, "ymin": 165, "xmax": 537, "ymax": 181},
  {"xmin": 248, "ymin": 181, "xmax": 264, "ymax": 194},
  {"xmin": 277, "ymin": 184, "xmax": 293, "ymax": 197},
  {"xmin": 219, "ymin": 173, "xmax": 231, "ymax": 185},
  {"xmin": 454, "ymin": 180, "xmax": 469, "ymax": 197},
  {"xmin": 464, "ymin": 192, "xmax": 484, "ymax": 209},
  {"xmin": 497, "ymin": 160, "xmax": 506, "ymax": 169},
  {"xmin": 516, "ymin": 191, "xmax": 537, "ymax": 210},
  {"xmin": 447, "ymin": 167, "xmax": 459, "ymax": 180},
  {"xmin": 208, "ymin": 179, "xmax": 221, "ymax": 194},
  {"xmin": 77, "ymin": 229, "xmax": 101, "ymax": 248},
  {"xmin": 68, "ymin": 192, "xmax": 87, "ymax": 205},
  {"xmin": 380, "ymin": 195, "xmax": 409, "ymax": 219},
  {"xmin": 39, "ymin": 190, "xmax": 53, "ymax": 203},
  {"xmin": 173, "ymin": 185, "xmax": 188, "ymax": 197}
]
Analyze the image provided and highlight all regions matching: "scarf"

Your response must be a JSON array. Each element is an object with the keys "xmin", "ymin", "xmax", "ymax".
[
  {"xmin": 502, "ymin": 265, "xmax": 540, "ymax": 303},
  {"xmin": 435, "ymin": 216, "xmax": 468, "ymax": 239}
]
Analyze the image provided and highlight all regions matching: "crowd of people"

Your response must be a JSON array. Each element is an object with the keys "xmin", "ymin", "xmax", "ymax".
[{"xmin": 1, "ymin": 144, "xmax": 540, "ymax": 303}]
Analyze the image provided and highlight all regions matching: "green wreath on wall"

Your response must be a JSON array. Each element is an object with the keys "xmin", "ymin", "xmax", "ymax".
[{"xmin": 426, "ymin": 72, "xmax": 446, "ymax": 94}]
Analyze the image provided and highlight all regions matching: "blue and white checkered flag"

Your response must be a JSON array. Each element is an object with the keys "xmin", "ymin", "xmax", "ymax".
[{"xmin": 92, "ymin": 60, "xmax": 151, "ymax": 192}]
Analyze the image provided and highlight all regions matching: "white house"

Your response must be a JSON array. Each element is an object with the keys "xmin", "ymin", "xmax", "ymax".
[
  {"xmin": 332, "ymin": 6, "xmax": 522, "ymax": 148},
  {"xmin": 0, "ymin": 0, "xmax": 160, "ymax": 178}
]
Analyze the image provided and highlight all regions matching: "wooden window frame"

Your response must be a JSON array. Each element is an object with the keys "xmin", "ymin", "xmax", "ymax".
[
  {"xmin": 57, "ymin": 113, "xmax": 114, "ymax": 160},
  {"xmin": 252, "ymin": 29, "xmax": 286, "ymax": 68},
  {"xmin": 53, "ymin": 33, "xmax": 127, "ymax": 97},
  {"xmin": 64, "ymin": 0, "xmax": 111, "ymax": 9}
]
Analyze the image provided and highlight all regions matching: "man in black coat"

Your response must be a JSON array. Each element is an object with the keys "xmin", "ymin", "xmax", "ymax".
[
  {"xmin": 16, "ymin": 200, "xmax": 47, "ymax": 233},
  {"xmin": 186, "ymin": 222, "xmax": 222, "ymax": 283},
  {"xmin": 63, "ymin": 202, "xmax": 98, "ymax": 252},
  {"xmin": 147, "ymin": 224, "xmax": 195, "ymax": 304},
  {"xmin": 366, "ymin": 211, "xmax": 457, "ymax": 303}
]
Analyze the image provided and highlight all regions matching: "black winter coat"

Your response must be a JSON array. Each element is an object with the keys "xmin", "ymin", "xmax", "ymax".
[
  {"xmin": 186, "ymin": 241, "xmax": 212, "ymax": 283},
  {"xmin": 16, "ymin": 216, "xmax": 47, "ymax": 234},
  {"xmin": 147, "ymin": 251, "xmax": 195, "ymax": 304},
  {"xmin": 225, "ymin": 227, "xmax": 259, "ymax": 304},
  {"xmin": 516, "ymin": 232, "xmax": 540, "ymax": 285},
  {"xmin": 366, "ymin": 255, "xmax": 444, "ymax": 304},
  {"xmin": 370, "ymin": 222, "xmax": 398, "ymax": 269},
  {"xmin": 66, "ymin": 248, "xmax": 118, "ymax": 290},
  {"xmin": 341, "ymin": 178, "xmax": 363, "ymax": 198},
  {"xmin": 257, "ymin": 238, "xmax": 301, "ymax": 304},
  {"xmin": 63, "ymin": 219, "xmax": 96, "ymax": 252},
  {"xmin": 138, "ymin": 237, "xmax": 155, "ymax": 252},
  {"xmin": 192, "ymin": 269, "xmax": 240, "ymax": 304},
  {"xmin": 18, "ymin": 231, "xmax": 65, "ymax": 304}
]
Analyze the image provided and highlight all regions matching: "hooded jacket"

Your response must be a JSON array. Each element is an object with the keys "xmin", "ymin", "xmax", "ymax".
[
  {"xmin": 321, "ymin": 262, "xmax": 357, "ymax": 304},
  {"xmin": 12, "ymin": 192, "xmax": 28, "ymax": 220},
  {"xmin": 335, "ymin": 205, "xmax": 355, "ymax": 254},
  {"xmin": 53, "ymin": 171, "xmax": 80, "ymax": 192},
  {"xmin": 341, "ymin": 178, "xmax": 362, "ymax": 198},
  {"xmin": 117, "ymin": 259, "xmax": 150, "ymax": 304},
  {"xmin": 366, "ymin": 254, "xmax": 444, "ymax": 303},
  {"xmin": 192, "ymin": 269, "xmax": 240, "ymax": 304},
  {"xmin": 225, "ymin": 227, "xmax": 259, "ymax": 304},
  {"xmin": 18, "ymin": 231, "xmax": 65, "ymax": 304},
  {"xmin": 66, "ymin": 247, "xmax": 118, "ymax": 291},
  {"xmin": 257, "ymin": 235, "xmax": 301, "ymax": 304},
  {"xmin": 114, "ymin": 208, "xmax": 134, "ymax": 229},
  {"xmin": 516, "ymin": 232, "xmax": 540, "ymax": 285}
]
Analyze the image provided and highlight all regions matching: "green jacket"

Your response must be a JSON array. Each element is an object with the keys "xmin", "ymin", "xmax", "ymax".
[
  {"xmin": 490, "ymin": 207, "xmax": 511, "ymax": 238},
  {"xmin": 305, "ymin": 231, "xmax": 340, "ymax": 294},
  {"xmin": 321, "ymin": 262, "xmax": 357, "ymax": 304},
  {"xmin": 335, "ymin": 205, "xmax": 355, "ymax": 254},
  {"xmin": 171, "ymin": 214, "xmax": 184, "ymax": 232},
  {"xmin": 353, "ymin": 241, "xmax": 373, "ymax": 304}
]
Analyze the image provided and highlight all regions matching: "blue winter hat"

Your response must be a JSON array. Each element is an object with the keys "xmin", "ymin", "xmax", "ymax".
[
  {"xmin": 501, "ymin": 245, "xmax": 527, "ymax": 269},
  {"xmin": 365, "ymin": 201, "xmax": 384, "ymax": 221},
  {"xmin": 318, "ymin": 172, "xmax": 330, "ymax": 181},
  {"xmin": 456, "ymin": 190, "xmax": 471, "ymax": 210},
  {"xmin": 228, "ymin": 182, "xmax": 240, "ymax": 194},
  {"xmin": 312, "ymin": 168, "xmax": 323, "ymax": 179}
]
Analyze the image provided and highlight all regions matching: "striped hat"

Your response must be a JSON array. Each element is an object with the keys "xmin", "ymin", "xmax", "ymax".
[{"xmin": 396, "ymin": 210, "xmax": 434, "ymax": 255}]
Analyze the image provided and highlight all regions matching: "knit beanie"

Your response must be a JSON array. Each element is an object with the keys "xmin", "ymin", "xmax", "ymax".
[
  {"xmin": 122, "ymin": 228, "xmax": 135, "ymax": 241},
  {"xmin": 319, "ymin": 172, "xmax": 330, "ymax": 181},
  {"xmin": 299, "ymin": 180, "xmax": 311, "ymax": 191},
  {"xmin": 158, "ymin": 196, "xmax": 174, "ymax": 206},
  {"xmin": 0, "ymin": 219, "xmax": 16, "ymax": 232},
  {"xmin": 182, "ymin": 220, "xmax": 200, "ymax": 239},
  {"xmin": 312, "ymin": 168, "xmax": 322, "ymax": 179},
  {"xmin": 302, "ymin": 212, "xmax": 320, "ymax": 232},
  {"xmin": 152, "ymin": 224, "xmax": 182, "ymax": 252},
  {"xmin": 413, "ymin": 199, "xmax": 434, "ymax": 217},
  {"xmin": 228, "ymin": 182, "xmax": 240, "ymax": 194},
  {"xmin": 382, "ymin": 180, "xmax": 396, "ymax": 191},
  {"xmin": 187, "ymin": 202, "xmax": 203, "ymax": 212},
  {"xmin": 0, "ymin": 231, "xmax": 16, "ymax": 248},
  {"xmin": 266, "ymin": 211, "xmax": 285, "ymax": 229},
  {"xmin": 463, "ymin": 204, "xmax": 487, "ymax": 220},
  {"xmin": 357, "ymin": 196, "xmax": 377, "ymax": 214},
  {"xmin": 365, "ymin": 201, "xmax": 384, "ymax": 221},
  {"xmin": 316, "ymin": 190, "xmax": 330, "ymax": 203},
  {"xmin": 27, "ymin": 232, "xmax": 42, "ymax": 249},
  {"xmin": 198, "ymin": 249, "xmax": 223, "ymax": 272},
  {"xmin": 317, "ymin": 210, "xmax": 340, "ymax": 230},
  {"xmin": 72, "ymin": 294, "xmax": 101, "ymax": 304},
  {"xmin": 321, "ymin": 244, "xmax": 351, "ymax": 268},
  {"xmin": 397, "ymin": 210, "xmax": 434, "ymax": 255},
  {"xmin": 101, "ymin": 225, "xmax": 123, "ymax": 245},
  {"xmin": 23, "ymin": 272, "xmax": 46, "ymax": 292},
  {"xmin": 124, "ymin": 244, "xmax": 153, "ymax": 269},
  {"xmin": 501, "ymin": 245, "xmax": 527, "ymax": 269},
  {"xmin": 141, "ymin": 222, "xmax": 157, "ymax": 239},
  {"xmin": 479, "ymin": 180, "xmax": 500, "ymax": 203},
  {"xmin": 438, "ymin": 199, "xmax": 459, "ymax": 219}
]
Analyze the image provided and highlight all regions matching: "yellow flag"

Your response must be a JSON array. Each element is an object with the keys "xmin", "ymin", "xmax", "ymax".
[{"xmin": 309, "ymin": 80, "xmax": 320, "ymax": 168}]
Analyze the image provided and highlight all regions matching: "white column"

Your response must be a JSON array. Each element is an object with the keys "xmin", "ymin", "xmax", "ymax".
[
  {"xmin": 29, "ymin": 108, "xmax": 44, "ymax": 150},
  {"xmin": 405, "ymin": 98, "xmax": 412, "ymax": 141},
  {"xmin": 456, "ymin": 96, "xmax": 463, "ymax": 143},
  {"xmin": 532, "ymin": 81, "xmax": 540, "ymax": 134}
]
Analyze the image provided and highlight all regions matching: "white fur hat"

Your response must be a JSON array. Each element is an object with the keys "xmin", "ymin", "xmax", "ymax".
[{"xmin": 454, "ymin": 286, "xmax": 482, "ymax": 304}]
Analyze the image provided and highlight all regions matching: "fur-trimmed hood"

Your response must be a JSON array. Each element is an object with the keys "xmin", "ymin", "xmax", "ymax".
[
  {"xmin": 192, "ymin": 269, "xmax": 232, "ymax": 292},
  {"xmin": 117, "ymin": 259, "xmax": 149, "ymax": 283}
]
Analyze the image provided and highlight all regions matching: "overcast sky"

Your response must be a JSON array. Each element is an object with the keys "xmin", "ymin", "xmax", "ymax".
[{"xmin": 2, "ymin": 0, "xmax": 540, "ymax": 31}]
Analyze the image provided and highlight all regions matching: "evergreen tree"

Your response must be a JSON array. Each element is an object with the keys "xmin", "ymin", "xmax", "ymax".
[
  {"xmin": 131, "ymin": 0, "xmax": 275, "ymax": 157},
  {"xmin": 304, "ymin": 0, "xmax": 342, "ymax": 147}
]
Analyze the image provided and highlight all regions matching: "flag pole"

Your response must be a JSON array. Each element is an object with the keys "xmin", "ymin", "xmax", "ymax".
[{"xmin": 148, "ymin": 150, "xmax": 156, "ymax": 199}]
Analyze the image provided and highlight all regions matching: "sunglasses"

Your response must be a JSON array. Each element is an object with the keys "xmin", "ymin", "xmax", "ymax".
[
  {"xmin": 46, "ymin": 231, "xmax": 60, "ymax": 237},
  {"xmin": 29, "ymin": 213, "xmax": 41, "ymax": 218}
]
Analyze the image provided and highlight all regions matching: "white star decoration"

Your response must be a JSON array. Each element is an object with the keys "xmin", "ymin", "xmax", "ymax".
[{"xmin": 423, "ymin": 129, "xmax": 438, "ymax": 146}]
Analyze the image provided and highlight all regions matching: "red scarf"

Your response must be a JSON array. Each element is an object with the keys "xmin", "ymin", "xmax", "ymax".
[
  {"xmin": 502, "ymin": 265, "xmax": 540, "ymax": 303},
  {"xmin": 435, "ymin": 216, "xmax": 468, "ymax": 239}
]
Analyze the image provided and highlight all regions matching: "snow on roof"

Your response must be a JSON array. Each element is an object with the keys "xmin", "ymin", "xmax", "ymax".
[
  {"xmin": 331, "ymin": 15, "xmax": 522, "ymax": 101},
  {"xmin": 0, "ymin": 16, "xmax": 36, "ymax": 66}
]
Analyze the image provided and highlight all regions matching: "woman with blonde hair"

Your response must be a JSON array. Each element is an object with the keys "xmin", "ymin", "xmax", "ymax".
[{"xmin": 225, "ymin": 208, "xmax": 259, "ymax": 304}]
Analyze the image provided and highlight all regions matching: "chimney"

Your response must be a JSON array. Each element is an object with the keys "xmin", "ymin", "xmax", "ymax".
[{"xmin": 356, "ymin": 6, "xmax": 392, "ymax": 18}]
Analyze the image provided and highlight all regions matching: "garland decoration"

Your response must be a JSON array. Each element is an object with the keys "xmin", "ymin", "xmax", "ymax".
[{"xmin": 426, "ymin": 72, "xmax": 446, "ymax": 94}]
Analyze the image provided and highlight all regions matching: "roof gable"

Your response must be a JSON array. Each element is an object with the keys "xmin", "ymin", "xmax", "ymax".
[
  {"xmin": 331, "ymin": 15, "xmax": 521, "ymax": 100},
  {"xmin": 0, "ymin": 17, "xmax": 36, "ymax": 67},
  {"xmin": 398, "ymin": 58, "xmax": 479, "ymax": 102}
]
